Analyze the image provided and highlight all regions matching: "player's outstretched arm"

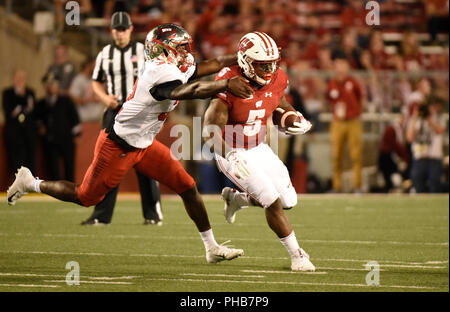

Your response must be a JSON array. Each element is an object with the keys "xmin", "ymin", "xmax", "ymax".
[
  {"xmin": 170, "ymin": 76, "xmax": 253, "ymax": 100},
  {"xmin": 196, "ymin": 54, "xmax": 237, "ymax": 78}
]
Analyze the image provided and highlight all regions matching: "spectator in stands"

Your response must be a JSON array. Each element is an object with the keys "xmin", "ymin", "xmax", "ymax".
[
  {"xmin": 317, "ymin": 45, "xmax": 334, "ymax": 71},
  {"xmin": 406, "ymin": 77, "xmax": 432, "ymax": 113},
  {"xmin": 378, "ymin": 111, "xmax": 410, "ymax": 192},
  {"xmin": 45, "ymin": 44, "xmax": 78, "ymax": 96},
  {"xmin": 399, "ymin": 31, "xmax": 424, "ymax": 71},
  {"xmin": 327, "ymin": 50, "xmax": 364, "ymax": 193},
  {"xmin": 130, "ymin": 0, "xmax": 163, "ymax": 33},
  {"xmin": 282, "ymin": 41, "xmax": 304, "ymax": 71},
  {"xmin": 340, "ymin": 28, "xmax": 363, "ymax": 69},
  {"xmin": 35, "ymin": 73, "xmax": 81, "ymax": 181},
  {"xmin": 2, "ymin": 69, "xmax": 37, "ymax": 175},
  {"xmin": 341, "ymin": 0, "xmax": 366, "ymax": 28},
  {"xmin": 368, "ymin": 31, "xmax": 393, "ymax": 70},
  {"xmin": 423, "ymin": 0, "xmax": 449, "ymax": 42},
  {"xmin": 200, "ymin": 14, "xmax": 231, "ymax": 59},
  {"xmin": 406, "ymin": 97, "xmax": 447, "ymax": 193},
  {"xmin": 69, "ymin": 59, "xmax": 103, "ymax": 122},
  {"xmin": 196, "ymin": 0, "xmax": 225, "ymax": 41}
]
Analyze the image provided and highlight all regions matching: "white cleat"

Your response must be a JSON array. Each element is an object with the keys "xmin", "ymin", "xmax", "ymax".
[
  {"xmin": 6, "ymin": 166, "xmax": 36, "ymax": 206},
  {"xmin": 291, "ymin": 248, "xmax": 316, "ymax": 272},
  {"xmin": 221, "ymin": 187, "xmax": 242, "ymax": 224},
  {"xmin": 206, "ymin": 241, "xmax": 244, "ymax": 263}
]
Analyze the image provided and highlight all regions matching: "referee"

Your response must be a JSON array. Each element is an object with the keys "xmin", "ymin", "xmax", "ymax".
[{"xmin": 82, "ymin": 11, "xmax": 163, "ymax": 225}]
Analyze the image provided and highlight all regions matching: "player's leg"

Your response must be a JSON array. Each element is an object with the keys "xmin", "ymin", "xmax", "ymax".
[
  {"xmin": 82, "ymin": 186, "xmax": 119, "ymax": 225},
  {"xmin": 330, "ymin": 120, "xmax": 346, "ymax": 192},
  {"xmin": 134, "ymin": 140, "xmax": 244, "ymax": 263},
  {"xmin": 348, "ymin": 119, "xmax": 362, "ymax": 191},
  {"xmin": 257, "ymin": 144, "xmax": 298, "ymax": 209},
  {"xmin": 411, "ymin": 159, "xmax": 427, "ymax": 193},
  {"xmin": 428, "ymin": 159, "xmax": 443, "ymax": 193},
  {"xmin": 45, "ymin": 142, "xmax": 61, "ymax": 180},
  {"xmin": 136, "ymin": 171, "xmax": 163, "ymax": 225},
  {"xmin": 217, "ymin": 145, "xmax": 314, "ymax": 271},
  {"xmin": 7, "ymin": 130, "xmax": 135, "ymax": 207},
  {"xmin": 61, "ymin": 140, "xmax": 76, "ymax": 182}
]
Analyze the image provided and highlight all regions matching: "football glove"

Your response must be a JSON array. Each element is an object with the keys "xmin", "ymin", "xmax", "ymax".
[{"xmin": 285, "ymin": 112, "xmax": 312, "ymax": 135}]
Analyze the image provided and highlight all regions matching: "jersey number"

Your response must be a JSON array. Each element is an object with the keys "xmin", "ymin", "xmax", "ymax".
[{"xmin": 243, "ymin": 109, "xmax": 265, "ymax": 136}]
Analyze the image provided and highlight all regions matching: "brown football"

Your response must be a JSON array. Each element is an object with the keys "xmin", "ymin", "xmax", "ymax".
[{"xmin": 272, "ymin": 107, "xmax": 301, "ymax": 132}]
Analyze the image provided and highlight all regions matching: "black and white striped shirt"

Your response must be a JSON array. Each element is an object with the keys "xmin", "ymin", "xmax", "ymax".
[{"xmin": 92, "ymin": 41, "xmax": 145, "ymax": 103}]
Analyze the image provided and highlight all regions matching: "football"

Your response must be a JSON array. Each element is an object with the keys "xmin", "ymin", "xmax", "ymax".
[{"xmin": 272, "ymin": 107, "xmax": 301, "ymax": 132}]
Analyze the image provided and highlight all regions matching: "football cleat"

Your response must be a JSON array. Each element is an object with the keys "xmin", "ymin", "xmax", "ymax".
[
  {"xmin": 291, "ymin": 248, "xmax": 316, "ymax": 272},
  {"xmin": 206, "ymin": 240, "xmax": 244, "ymax": 263},
  {"xmin": 81, "ymin": 218, "xmax": 109, "ymax": 226},
  {"xmin": 6, "ymin": 166, "xmax": 36, "ymax": 206},
  {"xmin": 221, "ymin": 187, "xmax": 242, "ymax": 224},
  {"xmin": 144, "ymin": 219, "xmax": 163, "ymax": 226}
]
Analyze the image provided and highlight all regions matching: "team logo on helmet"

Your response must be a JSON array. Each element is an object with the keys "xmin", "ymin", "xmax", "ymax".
[
  {"xmin": 237, "ymin": 32, "xmax": 280, "ymax": 85},
  {"xmin": 144, "ymin": 24, "xmax": 194, "ymax": 72}
]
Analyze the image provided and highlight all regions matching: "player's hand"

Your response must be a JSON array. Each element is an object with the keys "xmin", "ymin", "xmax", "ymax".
[
  {"xmin": 104, "ymin": 94, "xmax": 119, "ymax": 109},
  {"xmin": 227, "ymin": 77, "xmax": 254, "ymax": 99},
  {"xmin": 226, "ymin": 150, "xmax": 251, "ymax": 179},
  {"xmin": 285, "ymin": 112, "xmax": 312, "ymax": 135}
]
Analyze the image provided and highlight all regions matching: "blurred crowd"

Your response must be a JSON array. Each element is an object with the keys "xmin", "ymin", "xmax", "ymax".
[
  {"xmin": 53, "ymin": 0, "xmax": 449, "ymax": 114},
  {"xmin": 1, "ymin": 0, "xmax": 448, "ymax": 194}
]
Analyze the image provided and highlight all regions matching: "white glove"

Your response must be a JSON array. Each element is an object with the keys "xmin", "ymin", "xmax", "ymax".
[
  {"xmin": 285, "ymin": 112, "xmax": 312, "ymax": 135},
  {"xmin": 226, "ymin": 150, "xmax": 250, "ymax": 179}
]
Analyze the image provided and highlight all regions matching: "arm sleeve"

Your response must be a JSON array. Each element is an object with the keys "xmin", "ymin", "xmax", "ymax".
[
  {"xmin": 213, "ymin": 68, "xmax": 233, "ymax": 108},
  {"xmin": 92, "ymin": 51, "xmax": 105, "ymax": 82},
  {"xmin": 187, "ymin": 64, "xmax": 198, "ymax": 83},
  {"xmin": 150, "ymin": 80, "xmax": 183, "ymax": 101},
  {"xmin": 148, "ymin": 63, "xmax": 185, "ymax": 100}
]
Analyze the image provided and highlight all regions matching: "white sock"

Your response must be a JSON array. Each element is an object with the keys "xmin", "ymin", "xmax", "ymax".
[
  {"xmin": 279, "ymin": 231, "xmax": 302, "ymax": 259},
  {"xmin": 231, "ymin": 189, "xmax": 251, "ymax": 208},
  {"xmin": 199, "ymin": 229, "xmax": 219, "ymax": 250},
  {"xmin": 31, "ymin": 179, "xmax": 43, "ymax": 193}
]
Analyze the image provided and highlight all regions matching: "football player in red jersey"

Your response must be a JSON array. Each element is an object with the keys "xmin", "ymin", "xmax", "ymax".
[{"xmin": 203, "ymin": 32, "xmax": 315, "ymax": 271}]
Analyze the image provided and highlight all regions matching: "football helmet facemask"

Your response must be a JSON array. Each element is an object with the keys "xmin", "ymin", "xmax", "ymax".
[
  {"xmin": 237, "ymin": 32, "xmax": 280, "ymax": 85},
  {"xmin": 145, "ymin": 24, "xmax": 194, "ymax": 72}
]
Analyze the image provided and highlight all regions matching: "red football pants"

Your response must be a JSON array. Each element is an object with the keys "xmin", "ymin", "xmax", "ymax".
[{"xmin": 77, "ymin": 130, "xmax": 195, "ymax": 207}]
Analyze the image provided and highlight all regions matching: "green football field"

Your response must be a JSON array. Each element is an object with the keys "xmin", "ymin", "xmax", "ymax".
[{"xmin": 0, "ymin": 194, "xmax": 448, "ymax": 292}]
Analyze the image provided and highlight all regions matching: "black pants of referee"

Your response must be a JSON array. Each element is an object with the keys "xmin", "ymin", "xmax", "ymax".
[{"xmin": 84, "ymin": 109, "xmax": 162, "ymax": 224}]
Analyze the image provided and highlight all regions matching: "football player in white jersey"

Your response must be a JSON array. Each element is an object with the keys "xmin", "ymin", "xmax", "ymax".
[{"xmin": 7, "ymin": 24, "xmax": 254, "ymax": 264}]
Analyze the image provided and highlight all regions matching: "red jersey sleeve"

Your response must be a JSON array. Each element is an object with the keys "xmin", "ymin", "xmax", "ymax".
[{"xmin": 214, "ymin": 66, "xmax": 236, "ymax": 108}]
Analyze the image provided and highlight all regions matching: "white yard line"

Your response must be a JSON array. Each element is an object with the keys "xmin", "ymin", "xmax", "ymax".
[
  {"xmin": 1, "ymin": 232, "xmax": 447, "ymax": 247},
  {"xmin": 0, "ymin": 272, "xmax": 139, "ymax": 280},
  {"xmin": 243, "ymin": 268, "xmax": 375, "ymax": 274},
  {"xmin": 1, "ymin": 250, "xmax": 447, "ymax": 269},
  {"xmin": 181, "ymin": 273, "xmax": 265, "ymax": 278},
  {"xmin": 0, "ymin": 283, "xmax": 60, "ymax": 288},
  {"xmin": 241, "ymin": 270, "xmax": 328, "ymax": 275},
  {"xmin": 374, "ymin": 264, "xmax": 447, "ymax": 269},
  {"xmin": 144, "ymin": 277, "xmax": 442, "ymax": 290},
  {"xmin": 43, "ymin": 280, "xmax": 133, "ymax": 285}
]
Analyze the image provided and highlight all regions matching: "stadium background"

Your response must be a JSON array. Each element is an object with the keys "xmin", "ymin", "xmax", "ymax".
[{"xmin": 0, "ymin": 0, "xmax": 448, "ymax": 194}]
